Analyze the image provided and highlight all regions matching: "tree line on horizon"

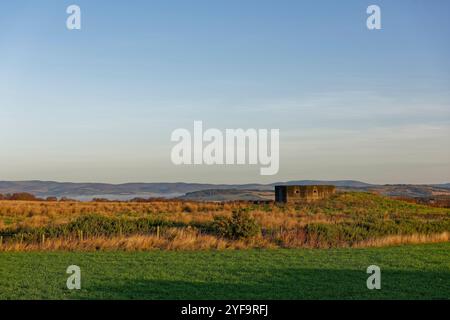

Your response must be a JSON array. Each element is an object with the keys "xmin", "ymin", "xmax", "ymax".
[{"xmin": 0, "ymin": 192, "xmax": 59, "ymax": 202}]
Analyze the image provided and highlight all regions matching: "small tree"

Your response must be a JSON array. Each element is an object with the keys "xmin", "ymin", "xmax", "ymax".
[
  {"xmin": 9, "ymin": 193, "xmax": 38, "ymax": 201},
  {"xmin": 213, "ymin": 209, "xmax": 260, "ymax": 239}
]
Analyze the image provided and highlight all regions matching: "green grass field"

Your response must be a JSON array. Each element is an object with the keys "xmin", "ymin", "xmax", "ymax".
[{"xmin": 0, "ymin": 243, "xmax": 449, "ymax": 300}]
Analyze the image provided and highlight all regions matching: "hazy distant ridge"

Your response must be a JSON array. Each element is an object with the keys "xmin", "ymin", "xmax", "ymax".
[{"xmin": 0, "ymin": 180, "xmax": 377, "ymax": 198}]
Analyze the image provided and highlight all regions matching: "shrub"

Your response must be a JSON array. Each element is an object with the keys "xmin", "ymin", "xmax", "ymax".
[
  {"xmin": 213, "ymin": 210, "xmax": 260, "ymax": 239},
  {"xmin": 8, "ymin": 193, "xmax": 38, "ymax": 201}
]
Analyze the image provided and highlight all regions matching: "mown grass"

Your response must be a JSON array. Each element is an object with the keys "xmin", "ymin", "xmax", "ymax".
[{"xmin": 0, "ymin": 243, "xmax": 448, "ymax": 300}]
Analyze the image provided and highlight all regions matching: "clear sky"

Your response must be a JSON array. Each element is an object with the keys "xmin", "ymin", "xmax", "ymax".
[{"xmin": 0, "ymin": 0, "xmax": 449, "ymax": 184}]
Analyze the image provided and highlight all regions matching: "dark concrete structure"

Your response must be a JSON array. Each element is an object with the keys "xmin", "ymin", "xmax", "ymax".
[{"xmin": 275, "ymin": 185, "xmax": 336, "ymax": 203}]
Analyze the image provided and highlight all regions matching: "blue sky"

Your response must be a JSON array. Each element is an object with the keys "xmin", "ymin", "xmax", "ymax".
[{"xmin": 0, "ymin": 0, "xmax": 449, "ymax": 184}]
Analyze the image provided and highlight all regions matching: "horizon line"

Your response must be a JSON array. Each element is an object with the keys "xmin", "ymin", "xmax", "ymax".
[{"xmin": 0, "ymin": 179, "xmax": 449, "ymax": 186}]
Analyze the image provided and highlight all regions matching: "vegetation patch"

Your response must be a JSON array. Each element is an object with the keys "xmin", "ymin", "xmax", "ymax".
[
  {"xmin": 213, "ymin": 209, "xmax": 261, "ymax": 239},
  {"xmin": 0, "ymin": 192, "xmax": 448, "ymax": 250}
]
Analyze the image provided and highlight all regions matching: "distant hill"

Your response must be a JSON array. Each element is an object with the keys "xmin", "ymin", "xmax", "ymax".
[
  {"xmin": 273, "ymin": 180, "xmax": 374, "ymax": 188},
  {"xmin": 0, "ymin": 180, "xmax": 372, "ymax": 198},
  {"xmin": 433, "ymin": 183, "xmax": 450, "ymax": 189},
  {"xmin": 180, "ymin": 186, "xmax": 450, "ymax": 202},
  {"xmin": 178, "ymin": 189, "xmax": 274, "ymax": 202},
  {"xmin": 0, "ymin": 181, "xmax": 230, "ymax": 199},
  {"xmin": 0, "ymin": 180, "xmax": 448, "ymax": 201},
  {"xmin": 368, "ymin": 184, "xmax": 450, "ymax": 198}
]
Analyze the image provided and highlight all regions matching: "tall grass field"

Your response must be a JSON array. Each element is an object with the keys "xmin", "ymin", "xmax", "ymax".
[{"xmin": 0, "ymin": 192, "xmax": 449, "ymax": 250}]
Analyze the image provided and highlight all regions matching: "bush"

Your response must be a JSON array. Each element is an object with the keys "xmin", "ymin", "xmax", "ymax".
[
  {"xmin": 7, "ymin": 193, "xmax": 38, "ymax": 201},
  {"xmin": 213, "ymin": 210, "xmax": 260, "ymax": 239}
]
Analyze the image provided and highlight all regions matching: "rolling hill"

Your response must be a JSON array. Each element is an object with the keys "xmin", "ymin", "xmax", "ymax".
[{"xmin": 0, "ymin": 180, "xmax": 449, "ymax": 201}]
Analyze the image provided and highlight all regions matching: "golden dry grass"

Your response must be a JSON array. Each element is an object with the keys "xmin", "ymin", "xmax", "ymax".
[
  {"xmin": 1, "ymin": 230, "xmax": 447, "ymax": 252},
  {"xmin": 0, "ymin": 199, "xmax": 339, "ymax": 231},
  {"xmin": 353, "ymin": 232, "xmax": 450, "ymax": 248},
  {"xmin": 1, "ymin": 193, "xmax": 449, "ymax": 251},
  {"xmin": 0, "ymin": 227, "xmax": 275, "ymax": 252}
]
